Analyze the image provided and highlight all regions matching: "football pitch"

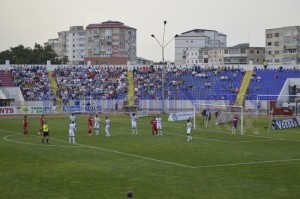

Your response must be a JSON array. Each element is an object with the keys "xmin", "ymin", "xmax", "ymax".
[{"xmin": 0, "ymin": 114, "xmax": 300, "ymax": 199}]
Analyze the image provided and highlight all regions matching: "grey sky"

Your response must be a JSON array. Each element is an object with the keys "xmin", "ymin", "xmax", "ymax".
[{"xmin": 0, "ymin": 0, "xmax": 299, "ymax": 62}]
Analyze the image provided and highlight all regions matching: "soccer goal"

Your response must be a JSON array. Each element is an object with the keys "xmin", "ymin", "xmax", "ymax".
[{"xmin": 193, "ymin": 103, "xmax": 244, "ymax": 135}]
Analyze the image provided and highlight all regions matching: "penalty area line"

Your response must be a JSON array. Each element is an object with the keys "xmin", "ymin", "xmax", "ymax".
[
  {"xmin": 2, "ymin": 130, "xmax": 196, "ymax": 169},
  {"xmin": 195, "ymin": 158, "xmax": 300, "ymax": 169},
  {"xmin": 75, "ymin": 142, "xmax": 197, "ymax": 169}
]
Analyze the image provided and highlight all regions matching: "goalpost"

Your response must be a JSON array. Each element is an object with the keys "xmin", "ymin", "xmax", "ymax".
[{"xmin": 193, "ymin": 103, "xmax": 244, "ymax": 135}]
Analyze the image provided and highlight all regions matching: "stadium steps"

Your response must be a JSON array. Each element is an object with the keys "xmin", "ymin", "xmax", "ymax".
[
  {"xmin": 235, "ymin": 70, "xmax": 253, "ymax": 106},
  {"xmin": 126, "ymin": 70, "xmax": 135, "ymax": 106},
  {"xmin": 48, "ymin": 71, "xmax": 62, "ymax": 112}
]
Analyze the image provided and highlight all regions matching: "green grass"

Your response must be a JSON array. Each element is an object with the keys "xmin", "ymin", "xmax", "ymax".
[{"xmin": 0, "ymin": 114, "xmax": 300, "ymax": 199}]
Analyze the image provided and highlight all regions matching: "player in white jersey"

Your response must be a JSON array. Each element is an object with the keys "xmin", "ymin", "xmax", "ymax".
[
  {"xmin": 125, "ymin": 113, "xmax": 138, "ymax": 134},
  {"xmin": 105, "ymin": 117, "xmax": 111, "ymax": 137},
  {"xmin": 69, "ymin": 121, "xmax": 76, "ymax": 144},
  {"xmin": 156, "ymin": 115, "xmax": 163, "ymax": 136},
  {"xmin": 70, "ymin": 113, "xmax": 76, "ymax": 126},
  {"xmin": 186, "ymin": 119, "xmax": 193, "ymax": 142},
  {"xmin": 94, "ymin": 114, "xmax": 100, "ymax": 135}
]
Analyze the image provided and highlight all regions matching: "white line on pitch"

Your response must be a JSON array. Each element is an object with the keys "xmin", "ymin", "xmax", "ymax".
[
  {"xmin": 75, "ymin": 142, "xmax": 197, "ymax": 169},
  {"xmin": 2, "ymin": 131, "xmax": 196, "ymax": 169},
  {"xmin": 234, "ymin": 139, "xmax": 282, "ymax": 143},
  {"xmin": 195, "ymin": 158, "xmax": 300, "ymax": 168},
  {"xmin": 3, "ymin": 134, "xmax": 83, "ymax": 148},
  {"xmin": 166, "ymin": 132, "xmax": 233, "ymax": 143}
]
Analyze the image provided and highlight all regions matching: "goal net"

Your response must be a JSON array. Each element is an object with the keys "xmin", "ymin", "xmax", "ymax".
[{"xmin": 193, "ymin": 103, "xmax": 245, "ymax": 135}]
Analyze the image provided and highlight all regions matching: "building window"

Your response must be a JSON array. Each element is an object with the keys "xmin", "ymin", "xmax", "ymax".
[
  {"xmin": 266, "ymin": 33, "xmax": 273, "ymax": 38},
  {"xmin": 274, "ymin": 42, "xmax": 279, "ymax": 46},
  {"xmin": 274, "ymin": 33, "xmax": 279, "ymax": 37},
  {"xmin": 257, "ymin": 59, "xmax": 259, "ymax": 63},
  {"xmin": 257, "ymin": 50, "xmax": 260, "ymax": 54},
  {"xmin": 267, "ymin": 42, "xmax": 272, "ymax": 46},
  {"xmin": 220, "ymin": 51, "xmax": 222, "ymax": 55},
  {"xmin": 249, "ymin": 50, "xmax": 254, "ymax": 54},
  {"xmin": 275, "ymin": 50, "xmax": 280, "ymax": 54},
  {"xmin": 275, "ymin": 59, "xmax": 280, "ymax": 63}
]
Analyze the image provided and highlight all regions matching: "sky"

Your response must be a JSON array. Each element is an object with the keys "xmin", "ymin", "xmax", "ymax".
[{"xmin": 0, "ymin": 0, "xmax": 300, "ymax": 62}]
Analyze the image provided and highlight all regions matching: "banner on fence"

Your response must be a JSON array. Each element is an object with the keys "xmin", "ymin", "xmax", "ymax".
[
  {"xmin": 62, "ymin": 106, "xmax": 81, "ymax": 113},
  {"xmin": 19, "ymin": 106, "xmax": 57, "ymax": 114},
  {"xmin": 168, "ymin": 111, "xmax": 194, "ymax": 121},
  {"xmin": 84, "ymin": 105, "xmax": 103, "ymax": 113},
  {"xmin": 0, "ymin": 107, "xmax": 16, "ymax": 115},
  {"xmin": 274, "ymin": 118, "xmax": 299, "ymax": 130}
]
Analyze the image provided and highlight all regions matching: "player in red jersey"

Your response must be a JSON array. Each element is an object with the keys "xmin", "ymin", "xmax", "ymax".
[
  {"xmin": 150, "ymin": 116, "xmax": 158, "ymax": 135},
  {"xmin": 88, "ymin": 114, "xmax": 93, "ymax": 136},
  {"xmin": 23, "ymin": 115, "xmax": 28, "ymax": 135},
  {"xmin": 38, "ymin": 114, "xmax": 45, "ymax": 135}
]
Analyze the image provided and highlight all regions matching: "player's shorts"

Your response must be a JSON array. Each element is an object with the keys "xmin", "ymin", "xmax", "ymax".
[
  {"xmin": 69, "ymin": 131, "xmax": 75, "ymax": 137},
  {"xmin": 94, "ymin": 124, "xmax": 99, "ymax": 129},
  {"xmin": 131, "ymin": 122, "xmax": 137, "ymax": 129},
  {"xmin": 43, "ymin": 132, "xmax": 49, "ymax": 137},
  {"xmin": 187, "ymin": 128, "xmax": 192, "ymax": 134},
  {"xmin": 157, "ymin": 124, "xmax": 162, "ymax": 129}
]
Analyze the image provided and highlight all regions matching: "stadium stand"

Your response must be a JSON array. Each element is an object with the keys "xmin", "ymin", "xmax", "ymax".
[
  {"xmin": 246, "ymin": 68, "xmax": 300, "ymax": 100},
  {"xmin": 10, "ymin": 65, "xmax": 55, "ymax": 101},
  {"xmin": 54, "ymin": 65, "xmax": 128, "ymax": 105}
]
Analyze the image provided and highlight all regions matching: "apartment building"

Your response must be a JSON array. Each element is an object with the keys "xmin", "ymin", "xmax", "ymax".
[
  {"xmin": 85, "ymin": 21, "xmax": 137, "ymax": 64},
  {"xmin": 44, "ymin": 38, "xmax": 59, "ymax": 54},
  {"xmin": 46, "ymin": 26, "xmax": 86, "ymax": 64},
  {"xmin": 265, "ymin": 26, "xmax": 300, "ymax": 65},
  {"xmin": 175, "ymin": 29, "xmax": 227, "ymax": 65},
  {"xmin": 187, "ymin": 43, "xmax": 264, "ymax": 65}
]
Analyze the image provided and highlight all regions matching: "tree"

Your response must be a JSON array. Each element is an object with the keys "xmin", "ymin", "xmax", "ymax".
[{"xmin": 0, "ymin": 44, "xmax": 68, "ymax": 64}]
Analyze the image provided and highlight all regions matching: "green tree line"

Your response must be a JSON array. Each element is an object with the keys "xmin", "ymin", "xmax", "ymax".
[{"xmin": 0, "ymin": 43, "xmax": 68, "ymax": 64}]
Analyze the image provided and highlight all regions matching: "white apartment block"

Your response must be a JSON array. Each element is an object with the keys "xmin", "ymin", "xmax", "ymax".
[
  {"xmin": 85, "ymin": 21, "xmax": 137, "ymax": 64},
  {"xmin": 60, "ymin": 26, "xmax": 86, "ymax": 64},
  {"xmin": 44, "ymin": 38, "xmax": 59, "ymax": 54},
  {"xmin": 265, "ymin": 26, "xmax": 300, "ymax": 65},
  {"xmin": 46, "ymin": 26, "xmax": 86, "ymax": 64},
  {"xmin": 175, "ymin": 29, "xmax": 227, "ymax": 65}
]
